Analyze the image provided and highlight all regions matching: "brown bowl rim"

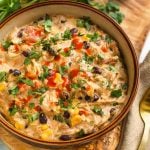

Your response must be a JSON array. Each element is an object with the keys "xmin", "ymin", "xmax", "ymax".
[{"xmin": 0, "ymin": 0, "xmax": 139, "ymax": 148}]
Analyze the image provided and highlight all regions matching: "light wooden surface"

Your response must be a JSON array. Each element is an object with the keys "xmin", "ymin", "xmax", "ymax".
[{"xmin": 0, "ymin": 0, "xmax": 150, "ymax": 150}]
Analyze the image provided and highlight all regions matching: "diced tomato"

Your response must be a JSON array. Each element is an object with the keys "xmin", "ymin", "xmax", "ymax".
[
  {"xmin": 86, "ymin": 85, "xmax": 91, "ymax": 91},
  {"xmin": 25, "ymin": 38, "xmax": 36, "ymax": 45},
  {"xmin": 101, "ymin": 46, "xmax": 108, "ymax": 53},
  {"xmin": 70, "ymin": 69, "xmax": 80, "ymax": 79},
  {"xmin": 43, "ymin": 61, "xmax": 51, "ymax": 66},
  {"xmin": 47, "ymin": 73, "xmax": 57, "ymax": 87},
  {"xmin": 14, "ymin": 44, "xmax": 20, "ymax": 52},
  {"xmin": 34, "ymin": 81, "xmax": 41, "ymax": 88},
  {"xmin": 85, "ymin": 48, "xmax": 92, "ymax": 56},
  {"xmin": 21, "ymin": 96, "xmax": 32, "ymax": 104},
  {"xmin": 18, "ymin": 83, "xmax": 28, "ymax": 92},
  {"xmin": 56, "ymin": 89, "xmax": 61, "ymax": 97},
  {"xmin": 34, "ymin": 28, "xmax": 43, "ymax": 37},
  {"xmin": 62, "ymin": 77, "xmax": 71, "ymax": 91},
  {"xmin": 64, "ymin": 47, "xmax": 70, "ymax": 53},
  {"xmin": 54, "ymin": 55, "xmax": 61, "ymax": 61},
  {"xmin": 79, "ymin": 110, "xmax": 89, "ymax": 116},
  {"xmin": 81, "ymin": 72, "xmax": 88, "ymax": 78},
  {"xmin": 0, "ymin": 44, "xmax": 5, "ymax": 51},
  {"xmin": 34, "ymin": 105, "xmax": 42, "ymax": 112},
  {"xmin": 25, "ymin": 71, "xmax": 37, "ymax": 80},
  {"xmin": 72, "ymin": 38, "xmax": 83, "ymax": 50}
]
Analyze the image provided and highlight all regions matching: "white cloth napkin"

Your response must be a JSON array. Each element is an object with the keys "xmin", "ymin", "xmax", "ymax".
[{"xmin": 120, "ymin": 52, "xmax": 150, "ymax": 150}]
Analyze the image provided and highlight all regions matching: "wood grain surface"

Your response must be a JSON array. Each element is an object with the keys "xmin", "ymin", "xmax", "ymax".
[{"xmin": 0, "ymin": 0, "xmax": 150, "ymax": 150}]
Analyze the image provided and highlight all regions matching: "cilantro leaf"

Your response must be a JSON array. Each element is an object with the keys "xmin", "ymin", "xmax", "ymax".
[
  {"xmin": 0, "ymin": 71, "xmax": 7, "ymax": 82},
  {"xmin": 18, "ymin": 77, "xmax": 33, "ymax": 86},
  {"xmin": 43, "ymin": 14, "xmax": 52, "ymax": 32},
  {"xmin": 8, "ymin": 105, "xmax": 18, "ymax": 116},
  {"xmin": 77, "ymin": 16, "xmax": 91, "ymax": 30},
  {"xmin": 9, "ymin": 86, "xmax": 19, "ymax": 95},
  {"xmin": 39, "ymin": 66, "xmax": 50, "ymax": 81},
  {"xmin": 111, "ymin": 89, "xmax": 122, "ymax": 98},
  {"xmin": 92, "ymin": 105, "xmax": 103, "ymax": 116},
  {"xmin": 62, "ymin": 29, "xmax": 71, "ymax": 40},
  {"xmin": 87, "ymin": 32, "xmax": 99, "ymax": 42},
  {"xmin": 59, "ymin": 66, "xmax": 68, "ymax": 75}
]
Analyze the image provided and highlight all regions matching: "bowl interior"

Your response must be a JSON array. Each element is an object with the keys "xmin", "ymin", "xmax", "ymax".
[{"xmin": 0, "ymin": 1, "xmax": 138, "ymax": 148}]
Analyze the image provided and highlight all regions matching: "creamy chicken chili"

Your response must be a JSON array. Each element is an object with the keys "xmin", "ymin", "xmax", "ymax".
[{"xmin": 0, "ymin": 15, "xmax": 127, "ymax": 141}]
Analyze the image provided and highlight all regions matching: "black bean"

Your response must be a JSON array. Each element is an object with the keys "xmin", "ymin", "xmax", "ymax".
[
  {"xmin": 70, "ymin": 28, "xmax": 78, "ymax": 35},
  {"xmin": 59, "ymin": 135, "xmax": 71, "ymax": 141},
  {"xmin": 63, "ymin": 111, "xmax": 70, "ymax": 119},
  {"xmin": 78, "ymin": 96, "xmax": 82, "ymax": 100},
  {"xmin": 17, "ymin": 31, "xmax": 23, "ymax": 38},
  {"xmin": 83, "ymin": 41, "xmax": 90, "ymax": 49},
  {"xmin": 92, "ymin": 67, "xmax": 102, "ymax": 74},
  {"xmin": 9, "ymin": 69, "xmax": 14, "ymax": 74},
  {"xmin": 22, "ymin": 51, "xmax": 29, "ymax": 57},
  {"xmin": 13, "ymin": 69, "xmax": 21, "ymax": 76},
  {"xmin": 48, "ymin": 48, "xmax": 57, "ymax": 56},
  {"xmin": 85, "ymin": 95, "xmax": 91, "ymax": 102},
  {"xmin": 110, "ymin": 108, "xmax": 116, "ymax": 116},
  {"xmin": 93, "ymin": 93, "xmax": 99, "ymax": 101},
  {"xmin": 61, "ymin": 92, "xmax": 69, "ymax": 100},
  {"xmin": 61, "ymin": 20, "xmax": 67, "ymax": 23},
  {"xmin": 39, "ymin": 113, "xmax": 47, "ymax": 124}
]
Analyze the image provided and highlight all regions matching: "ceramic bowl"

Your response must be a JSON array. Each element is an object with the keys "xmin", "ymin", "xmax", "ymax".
[{"xmin": 0, "ymin": 1, "xmax": 139, "ymax": 148}]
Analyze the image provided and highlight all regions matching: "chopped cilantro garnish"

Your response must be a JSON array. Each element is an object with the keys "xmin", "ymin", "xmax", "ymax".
[
  {"xmin": 50, "ymin": 33, "xmax": 59, "ymax": 44},
  {"xmin": 59, "ymin": 66, "xmax": 68, "ymax": 75},
  {"xmin": 0, "ymin": 71, "xmax": 7, "ymax": 82},
  {"xmin": 29, "ymin": 87, "xmax": 48, "ymax": 96},
  {"xmin": 43, "ymin": 14, "xmax": 52, "ymax": 32},
  {"xmin": 87, "ymin": 32, "xmax": 99, "ymax": 42},
  {"xmin": 28, "ymin": 113, "xmax": 39, "ymax": 123},
  {"xmin": 98, "ymin": 53, "xmax": 105, "ymax": 60},
  {"xmin": 62, "ymin": 29, "xmax": 71, "ymax": 40},
  {"xmin": 105, "ymin": 34, "xmax": 113, "ymax": 43},
  {"xmin": 39, "ymin": 66, "xmax": 50, "ymax": 81},
  {"xmin": 111, "ymin": 89, "xmax": 122, "ymax": 98},
  {"xmin": 108, "ymin": 65, "xmax": 116, "ymax": 72},
  {"xmin": 9, "ymin": 86, "xmax": 19, "ymax": 95},
  {"xmin": 53, "ymin": 114, "xmax": 64, "ymax": 123},
  {"xmin": 77, "ymin": 16, "xmax": 91, "ymax": 30},
  {"xmin": 2, "ymin": 40, "xmax": 13, "ymax": 50},
  {"xmin": 92, "ymin": 105, "xmax": 103, "ymax": 116},
  {"xmin": 8, "ymin": 105, "xmax": 18, "ymax": 116},
  {"xmin": 24, "ymin": 51, "xmax": 42, "ymax": 65},
  {"xmin": 39, "ymin": 96, "xmax": 45, "ymax": 105},
  {"xmin": 122, "ymin": 83, "xmax": 128, "ymax": 90},
  {"xmin": 76, "ymin": 129, "xmax": 85, "ymax": 138},
  {"xmin": 71, "ymin": 83, "xmax": 80, "ymax": 89},
  {"xmin": 24, "ymin": 57, "xmax": 31, "ymax": 65},
  {"xmin": 83, "ymin": 53, "xmax": 94, "ymax": 64},
  {"xmin": 18, "ymin": 77, "xmax": 33, "ymax": 86},
  {"xmin": 29, "ymin": 103, "xmax": 35, "ymax": 109}
]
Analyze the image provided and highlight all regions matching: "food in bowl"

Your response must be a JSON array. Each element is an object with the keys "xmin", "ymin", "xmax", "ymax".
[{"xmin": 0, "ymin": 14, "xmax": 127, "ymax": 141}]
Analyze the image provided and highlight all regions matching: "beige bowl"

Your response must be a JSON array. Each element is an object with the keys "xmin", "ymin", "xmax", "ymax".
[{"xmin": 0, "ymin": 1, "xmax": 139, "ymax": 148}]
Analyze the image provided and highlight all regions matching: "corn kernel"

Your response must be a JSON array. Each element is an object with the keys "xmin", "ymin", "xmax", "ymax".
[
  {"xmin": 71, "ymin": 115, "xmax": 82, "ymax": 127},
  {"xmin": 54, "ymin": 73, "xmax": 63, "ymax": 84},
  {"xmin": 41, "ymin": 124, "xmax": 48, "ymax": 131},
  {"xmin": 0, "ymin": 83, "xmax": 6, "ymax": 91},
  {"xmin": 41, "ymin": 129, "xmax": 52, "ymax": 140},
  {"xmin": 15, "ymin": 122, "xmax": 24, "ymax": 130},
  {"xmin": 87, "ymin": 87, "xmax": 94, "ymax": 97},
  {"xmin": 82, "ymin": 35, "xmax": 88, "ymax": 41}
]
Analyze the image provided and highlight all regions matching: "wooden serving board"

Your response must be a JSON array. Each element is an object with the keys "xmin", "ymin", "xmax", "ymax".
[{"xmin": 0, "ymin": 0, "xmax": 150, "ymax": 150}]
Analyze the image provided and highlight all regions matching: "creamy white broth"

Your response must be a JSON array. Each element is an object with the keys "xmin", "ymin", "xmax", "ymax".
[{"xmin": 0, "ymin": 15, "xmax": 127, "ymax": 141}]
